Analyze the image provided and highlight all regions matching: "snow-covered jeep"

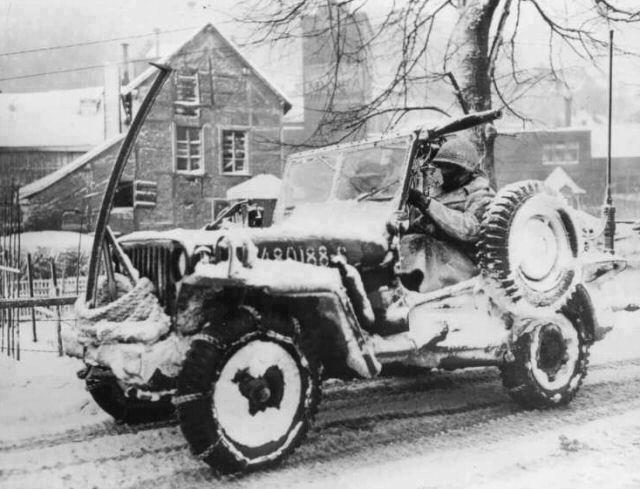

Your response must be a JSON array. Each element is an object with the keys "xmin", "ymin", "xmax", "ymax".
[{"xmin": 66, "ymin": 66, "xmax": 620, "ymax": 474}]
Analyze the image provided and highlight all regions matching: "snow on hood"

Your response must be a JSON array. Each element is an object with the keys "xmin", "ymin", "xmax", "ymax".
[
  {"xmin": 186, "ymin": 258, "xmax": 344, "ymax": 293},
  {"xmin": 120, "ymin": 200, "xmax": 392, "ymax": 254}
]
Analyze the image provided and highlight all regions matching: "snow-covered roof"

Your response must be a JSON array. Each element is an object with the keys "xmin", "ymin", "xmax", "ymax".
[
  {"xmin": 226, "ymin": 174, "xmax": 281, "ymax": 200},
  {"xmin": 0, "ymin": 86, "xmax": 105, "ymax": 149},
  {"xmin": 19, "ymin": 231, "xmax": 93, "ymax": 255},
  {"xmin": 545, "ymin": 167, "xmax": 585, "ymax": 194},
  {"xmin": 21, "ymin": 134, "xmax": 124, "ymax": 199},
  {"xmin": 591, "ymin": 124, "xmax": 640, "ymax": 159},
  {"xmin": 122, "ymin": 23, "xmax": 292, "ymax": 114},
  {"xmin": 496, "ymin": 125, "xmax": 591, "ymax": 136}
]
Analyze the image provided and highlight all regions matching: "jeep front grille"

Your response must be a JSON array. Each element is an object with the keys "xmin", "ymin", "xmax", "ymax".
[{"xmin": 121, "ymin": 241, "xmax": 179, "ymax": 313}]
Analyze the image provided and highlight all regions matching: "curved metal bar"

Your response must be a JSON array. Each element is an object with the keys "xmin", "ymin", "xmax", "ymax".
[{"xmin": 85, "ymin": 63, "xmax": 172, "ymax": 305}]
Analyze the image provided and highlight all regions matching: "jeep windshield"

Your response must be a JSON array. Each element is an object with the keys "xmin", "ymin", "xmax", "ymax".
[{"xmin": 279, "ymin": 135, "xmax": 412, "ymax": 215}]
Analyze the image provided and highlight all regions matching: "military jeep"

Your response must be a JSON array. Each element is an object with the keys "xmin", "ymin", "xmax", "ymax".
[{"xmin": 69, "ymin": 66, "xmax": 620, "ymax": 474}]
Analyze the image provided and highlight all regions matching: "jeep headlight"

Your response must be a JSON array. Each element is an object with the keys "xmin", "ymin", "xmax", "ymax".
[
  {"xmin": 193, "ymin": 245, "xmax": 213, "ymax": 265},
  {"xmin": 174, "ymin": 249, "xmax": 188, "ymax": 279}
]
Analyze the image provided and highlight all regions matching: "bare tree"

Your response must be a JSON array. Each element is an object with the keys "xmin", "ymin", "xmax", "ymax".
[{"xmin": 234, "ymin": 0, "xmax": 640, "ymax": 183}]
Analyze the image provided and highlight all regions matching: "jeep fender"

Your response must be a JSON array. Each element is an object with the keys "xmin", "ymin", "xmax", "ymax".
[{"xmin": 177, "ymin": 259, "xmax": 380, "ymax": 379}]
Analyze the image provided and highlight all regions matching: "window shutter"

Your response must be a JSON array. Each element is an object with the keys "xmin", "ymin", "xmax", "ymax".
[
  {"xmin": 133, "ymin": 180, "xmax": 158, "ymax": 207},
  {"xmin": 199, "ymin": 71, "xmax": 213, "ymax": 106}
]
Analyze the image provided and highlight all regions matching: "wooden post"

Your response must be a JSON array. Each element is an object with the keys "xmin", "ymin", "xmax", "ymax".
[
  {"xmin": 50, "ymin": 258, "xmax": 63, "ymax": 356},
  {"xmin": 27, "ymin": 253, "xmax": 37, "ymax": 343}
]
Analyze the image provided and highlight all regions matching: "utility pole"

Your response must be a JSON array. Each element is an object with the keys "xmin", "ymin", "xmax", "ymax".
[{"xmin": 603, "ymin": 29, "xmax": 616, "ymax": 254}]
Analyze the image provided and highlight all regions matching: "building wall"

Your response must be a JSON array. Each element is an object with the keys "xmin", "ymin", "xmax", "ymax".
[
  {"xmin": 295, "ymin": 4, "xmax": 371, "ymax": 146},
  {"xmin": 593, "ymin": 155, "xmax": 640, "ymax": 220},
  {"xmin": 21, "ymin": 141, "xmax": 122, "ymax": 231},
  {"xmin": 0, "ymin": 149, "xmax": 85, "ymax": 188},
  {"xmin": 130, "ymin": 28, "xmax": 285, "ymax": 231},
  {"xmin": 22, "ymin": 26, "xmax": 286, "ymax": 234},
  {"xmin": 494, "ymin": 129, "xmax": 604, "ymax": 213}
]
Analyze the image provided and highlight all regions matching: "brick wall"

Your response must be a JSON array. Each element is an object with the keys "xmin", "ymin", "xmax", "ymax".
[
  {"xmin": 494, "ymin": 129, "xmax": 604, "ymax": 214},
  {"xmin": 21, "ymin": 141, "xmax": 122, "ymax": 231}
]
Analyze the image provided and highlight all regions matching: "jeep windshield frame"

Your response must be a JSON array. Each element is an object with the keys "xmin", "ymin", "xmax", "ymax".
[{"xmin": 275, "ymin": 134, "xmax": 415, "ymax": 221}]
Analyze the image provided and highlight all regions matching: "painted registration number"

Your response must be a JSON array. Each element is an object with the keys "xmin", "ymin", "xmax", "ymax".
[{"xmin": 258, "ymin": 245, "xmax": 347, "ymax": 266}]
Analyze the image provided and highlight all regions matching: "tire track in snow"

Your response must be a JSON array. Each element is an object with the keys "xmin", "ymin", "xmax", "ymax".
[{"xmin": 3, "ymin": 358, "xmax": 640, "ymax": 488}]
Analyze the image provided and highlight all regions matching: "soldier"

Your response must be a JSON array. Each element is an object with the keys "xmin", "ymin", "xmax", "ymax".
[{"xmin": 401, "ymin": 137, "xmax": 496, "ymax": 293}]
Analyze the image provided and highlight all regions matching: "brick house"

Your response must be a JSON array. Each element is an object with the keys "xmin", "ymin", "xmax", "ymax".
[
  {"xmin": 494, "ymin": 128, "xmax": 605, "ymax": 214},
  {"xmin": 20, "ymin": 24, "xmax": 291, "ymax": 233}
]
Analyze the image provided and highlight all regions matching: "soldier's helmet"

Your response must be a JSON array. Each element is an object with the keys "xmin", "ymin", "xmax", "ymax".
[{"xmin": 432, "ymin": 137, "xmax": 479, "ymax": 173}]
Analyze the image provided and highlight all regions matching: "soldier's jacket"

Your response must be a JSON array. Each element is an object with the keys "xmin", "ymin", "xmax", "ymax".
[
  {"xmin": 412, "ymin": 174, "xmax": 495, "ymax": 258},
  {"xmin": 427, "ymin": 175, "xmax": 495, "ymax": 243},
  {"xmin": 400, "ymin": 175, "xmax": 495, "ymax": 294}
]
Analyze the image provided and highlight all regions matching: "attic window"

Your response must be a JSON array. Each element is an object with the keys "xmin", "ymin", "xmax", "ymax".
[
  {"xmin": 175, "ymin": 72, "xmax": 199, "ymax": 117},
  {"xmin": 79, "ymin": 97, "xmax": 101, "ymax": 116}
]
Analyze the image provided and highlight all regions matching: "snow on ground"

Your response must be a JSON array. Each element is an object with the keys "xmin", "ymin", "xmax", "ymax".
[
  {"xmin": 2, "ymin": 267, "xmax": 640, "ymax": 488},
  {"xmin": 18, "ymin": 231, "xmax": 93, "ymax": 256},
  {"xmin": 0, "ymin": 314, "xmax": 109, "ymax": 442}
]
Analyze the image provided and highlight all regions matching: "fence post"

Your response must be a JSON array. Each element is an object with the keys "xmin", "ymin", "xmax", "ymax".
[
  {"xmin": 50, "ymin": 258, "xmax": 63, "ymax": 357},
  {"xmin": 26, "ymin": 253, "xmax": 38, "ymax": 342}
]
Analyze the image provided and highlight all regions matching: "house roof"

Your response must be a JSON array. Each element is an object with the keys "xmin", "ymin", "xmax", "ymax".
[
  {"xmin": 122, "ymin": 23, "xmax": 292, "ymax": 114},
  {"xmin": 0, "ymin": 86, "xmax": 105, "ymax": 149},
  {"xmin": 591, "ymin": 123, "xmax": 640, "ymax": 159},
  {"xmin": 20, "ymin": 133, "xmax": 124, "ymax": 199},
  {"xmin": 226, "ymin": 174, "xmax": 281, "ymax": 200},
  {"xmin": 545, "ymin": 167, "xmax": 585, "ymax": 195}
]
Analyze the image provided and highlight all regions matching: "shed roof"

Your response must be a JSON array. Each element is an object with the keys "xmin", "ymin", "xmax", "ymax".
[
  {"xmin": 545, "ymin": 167, "xmax": 585, "ymax": 195},
  {"xmin": 0, "ymin": 86, "xmax": 105, "ymax": 149},
  {"xmin": 591, "ymin": 123, "xmax": 640, "ymax": 159},
  {"xmin": 226, "ymin": 174, "xmax": 281, "ymax": 200},
  {"xmin": 20, "ymin": 133, "xmax": 124, "ymax": 199}
]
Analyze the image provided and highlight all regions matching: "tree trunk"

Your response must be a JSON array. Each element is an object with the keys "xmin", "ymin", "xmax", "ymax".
[{"xmin": 447, "ymin": 0, "xmax": 500, "ymax": 187}]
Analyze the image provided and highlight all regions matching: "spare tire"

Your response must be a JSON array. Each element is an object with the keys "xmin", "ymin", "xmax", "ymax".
[{"xmin": 477, "ymin": 180, "xmax": 581, "ymax": 313}]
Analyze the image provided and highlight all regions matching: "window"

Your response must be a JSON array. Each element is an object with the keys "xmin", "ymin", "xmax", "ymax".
[
  {"xmin": 114, "ymin": 180, "xmax": 133, "ymax": 207},
  {"xmin": 175, "ymin": 126, "xmax": 203, "ymax": 173},
  {"xmin": 221, "ymin": 129, "xmax": 248, "ymax": 174},
  {"xmin": 542, "ymin": 142, "xmax": 579, "ymax": 165},
  {"xmin": 175, "ymin": 72, "xmax": 199, "ymax": 117}
]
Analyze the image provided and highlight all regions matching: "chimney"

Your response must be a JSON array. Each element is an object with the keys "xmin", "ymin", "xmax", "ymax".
[
  {"xmin": 563, "ymin": 85, "xmax": 572, "ymax": 127},
  {"xmin": 103, "ymin": 63, "xmax": 121, "ymax": 138},
  {"xmin": 121, "ymin": 43, "xmax": 130, "ymax": 86},
  {"xmin": 154, "ymin": 28, "xmax": 161, "ymax": 58}
]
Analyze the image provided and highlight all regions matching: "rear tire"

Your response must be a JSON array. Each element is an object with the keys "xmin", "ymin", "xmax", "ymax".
[
  {"xmin": 176, "ymin": 309, "xmax": 321, "ymax": 473},
  {"xmin": 500, "ymin": 314, "xmax": 589, "ymax": 409}
]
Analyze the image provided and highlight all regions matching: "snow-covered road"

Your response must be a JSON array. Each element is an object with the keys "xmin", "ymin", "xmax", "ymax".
[{"xmin": 2, "ymin": 289, "xmax": 640, "ymax": 488}]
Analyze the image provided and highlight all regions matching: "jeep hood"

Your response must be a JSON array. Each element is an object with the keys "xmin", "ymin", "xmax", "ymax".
[{"xmin": 119, "ymin": 201, "xmax": 392, "ymax": 267}]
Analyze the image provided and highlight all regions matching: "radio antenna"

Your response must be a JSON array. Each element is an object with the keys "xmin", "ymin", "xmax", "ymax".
[{"xmin": 603, "ymin": 29, "xmax": 616, "ymax": 254}]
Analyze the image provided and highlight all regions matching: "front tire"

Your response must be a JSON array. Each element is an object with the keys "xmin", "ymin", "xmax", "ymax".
[
  {"xmin": 501, "ymin": 314, "xmax": 589, "ymax": 409},
  {"xmin": 176, "ymin": 314, "xmax": 320, "ymax": 473}
]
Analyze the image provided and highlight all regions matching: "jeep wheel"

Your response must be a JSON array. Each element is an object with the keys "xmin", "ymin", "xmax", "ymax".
[
  {"xmin": 176, "ymin": 318, "xmax": 320, "ymax": 473},
  {"xmin": 478, "ymin": 180, "xmax": 581, "ymax": 313},
  {"xmin": 85, "ymin": 367, "xmax": 175, "ymax": 424},
  {"xmin": 501, "ymin": 314, "xmax": 589, "ymax": 409}
]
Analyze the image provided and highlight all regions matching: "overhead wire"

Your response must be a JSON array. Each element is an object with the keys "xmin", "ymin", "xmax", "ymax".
[{"xmin": 0, "ymin": 25, "xmax": 201, "ymax": 58}]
